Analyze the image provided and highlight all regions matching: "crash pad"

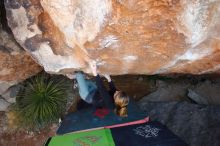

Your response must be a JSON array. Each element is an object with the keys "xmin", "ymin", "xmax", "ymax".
[
  {"xmin": 46, "ymin": 129, "xmax": 115, "ymax": 146},
  {"xmin": 111, "ymin": 121, "xmax": 188, "ymax": 146},
  {"xmin": 57, "ymin": 100, "xmax": 146, "ymax": 134},
  {"xmin": 46, "ymin": 121, "xmax": 188, "ymax": 146}
]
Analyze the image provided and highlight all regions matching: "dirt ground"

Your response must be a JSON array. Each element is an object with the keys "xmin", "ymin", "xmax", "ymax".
[{"xmin": 0, "ymin": 112, "xmax": 57, "ymax": 146}]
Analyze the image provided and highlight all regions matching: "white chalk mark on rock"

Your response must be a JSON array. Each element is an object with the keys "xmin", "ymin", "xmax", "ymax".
[
  {"xmin": 99, "ymin": 35, "xmax": 119, "ymax": 49},
  {"xmin": 123, "ymin": 55, "xmax": 138, "ymax": 61}
]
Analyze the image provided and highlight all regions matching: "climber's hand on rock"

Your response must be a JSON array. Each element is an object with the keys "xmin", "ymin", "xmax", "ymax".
[
  {"xmin": 89, "ymin": 61, "xmax": 97, "ymax": 76},
  {"xmin": 66, "ymin": 74, "xmax": 76, "ymax": 79},
  {"xmin": 103, "ymin": 74, "xmax": 111, "ymax": 82}
]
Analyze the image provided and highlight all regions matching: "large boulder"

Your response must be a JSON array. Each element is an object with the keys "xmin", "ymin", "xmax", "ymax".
[
  {"xmin": 0, "ymin": 28, "xmax": 41, "ymax": 91},
  {"xmin": 187, "ymin": 80, "xmax": 220, "ymax": 105},
  {"xmin": 0, "ymin": 98, "xmax": 10, "ymax": 111},
  {"xmin": 138, "ymin": 101, "xmax": 220, "ymax": 146},
  {"xmin": 140, "ymin": 80, "xmax": 191, "ymax": 102},
  {"xmin": 0, "ymin": 1, "xmax": 42, "ymax": 107},
  {"xmin": 0, "ymin": 26, "xmax": 42, "ymax": 109},
  {"xmin": 4, "ymin": 0, "xmax": 220, "ymax": 75}
]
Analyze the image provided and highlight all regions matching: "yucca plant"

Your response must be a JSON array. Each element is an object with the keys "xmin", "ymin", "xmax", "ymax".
[{"xmin": 16, "ymin": 73, "xmax": 68, "ymax": 130}]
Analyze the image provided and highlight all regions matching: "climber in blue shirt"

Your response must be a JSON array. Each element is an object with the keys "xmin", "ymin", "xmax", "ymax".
[
  {"xmin": 74, "ymin": 61, "xmax": 130, "ymax": 117},
  {"xmin": 75, "ymin": 72, "xmax": 98, "ymax": 104}
]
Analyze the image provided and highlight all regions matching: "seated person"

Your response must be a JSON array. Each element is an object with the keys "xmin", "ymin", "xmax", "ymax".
[{"xmin": 75, "ymin": 62, "xmax": 130, "ymax": 117}]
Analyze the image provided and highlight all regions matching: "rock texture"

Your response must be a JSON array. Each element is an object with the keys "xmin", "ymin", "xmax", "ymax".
[
  {"xmin": 140, "ymin": 80, "xmax": 191, "ymax": 102},
  {"xmin": 4, "ymin": 0, "xmax": 220, "ymax": 75},
  {"xmin": 188, "ymin": 80, "xmax": 220, "ymax": 105},
  {"xmin": 140, "ymin": 76, "xmax": 220, "ymax": 105},
  {"xmin": 138, "ymin": 101, "xmax": 220, "ymax": 146},
  {"xmin": 0, "ymin": 111, "xmax": 57, "ymax": 146},
  {"xmin": 0, "ymin": 26, "xmax": 42, "ymax": 109},
  {"xmin": 0, "ymin": 1, "xmax": 42, "ymax": 110},
  {"xmin": 0, "ymin": 30, "xmax": 41, "ymax": 83},
  {"xmin": 0, "ymin": 98, "xmax": 10, "ymax": 111}
]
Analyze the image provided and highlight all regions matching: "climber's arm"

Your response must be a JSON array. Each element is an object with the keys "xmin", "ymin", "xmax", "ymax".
[
  {"xmin": 90, "ymin": 62, "xmax": 114, "ymax": 108},
  {"xmin": 75, "ymin": 72, "xmax": 90, "ymax": 100},
  {"xmin": 103, "ymin": 74, "xmax": 117, "ymax": 97}
]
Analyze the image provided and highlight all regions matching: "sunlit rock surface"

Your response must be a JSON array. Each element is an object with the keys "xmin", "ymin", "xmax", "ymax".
[
  {"xmin": 0, "ymin": 9, "xmax": 42, "ymax": 96},
  {"xmin": 0, "ymin": 23, "xmax": 41, "ymax": 110},
  {"xmin": 0, "ymin": 28, "xmax": 41, "ymax": 84},
  {"xmin": 0, "ymin": 38, "xmax": 41, "ymax": 92},
  {"xmin": 5, "ymin": 0, "xmax": 220, "ymax": 75}
]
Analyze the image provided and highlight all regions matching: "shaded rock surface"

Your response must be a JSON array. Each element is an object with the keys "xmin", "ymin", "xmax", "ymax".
[
  {"xmin": 138, "ymin": 101, "xmax": 220, "ymax": 146},
  {"xmin": 0, "ymin": 1, "xmax": 42, "ymax": 110},
  {"xmin": 5, "ymin": 0, "xmax": 220, "ymax": 75},
  {"xmin": 140, "ymin": 76, "xmax": 220, "ymax": 105},
  {"xmin": 140, "ymin": 80, "xmax": 191, "ymax": 102},
  {"xmin": 0, "ymin": 16, "xmax": 41, "ymax": 86},
  {"xmin": 0, "ymin": 98, "xmax": 10, "ymax": 111},
  {"xmin": 188, "ymin": 80, "xmax": 220, "ymax": 105},
  {"xmin": 1, "ymin": 84, "xmax": 22, "ymax": 104}
]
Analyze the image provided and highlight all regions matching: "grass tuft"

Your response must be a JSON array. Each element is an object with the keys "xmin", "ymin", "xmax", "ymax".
[{"xmin": 13, "ymin": 73, "xmax": 68, "ymax": 130}]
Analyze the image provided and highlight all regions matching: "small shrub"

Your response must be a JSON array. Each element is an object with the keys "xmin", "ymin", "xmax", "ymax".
[
  {"xmin": 7, "ymin": 105, "xmax": 23, "ymax": 130},
  {"xmin": 15, "ymin": 73, "xmax": 67, "ymax": 130}
]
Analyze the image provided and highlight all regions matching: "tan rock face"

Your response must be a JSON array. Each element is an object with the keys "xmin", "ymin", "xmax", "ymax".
[
  {"xmin": 4, "ymin": 0, "xmax": 220, "ymax": 75},
  {"xmin": 0, "ymin": 49, "xmax": 41, "ymax": 82},
  {"xmin": 0, "ymin": 21, "xmax": 42, "ymax": 95}
]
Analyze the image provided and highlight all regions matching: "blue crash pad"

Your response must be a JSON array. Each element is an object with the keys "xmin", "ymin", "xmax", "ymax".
[{"xmin": 57, "ymin": 101, "xmax": 147, "ymax": 134}]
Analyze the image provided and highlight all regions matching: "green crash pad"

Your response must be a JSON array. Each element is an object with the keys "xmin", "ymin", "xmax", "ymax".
[{"xmin": 45, "ymin": 129, "xmax": 115, "ymax": 146}]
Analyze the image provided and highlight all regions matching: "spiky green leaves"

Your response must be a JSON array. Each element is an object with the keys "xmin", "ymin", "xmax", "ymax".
[{"xmin": 16, "ymin": 74, "xmax": 67, "ymax": 130}]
